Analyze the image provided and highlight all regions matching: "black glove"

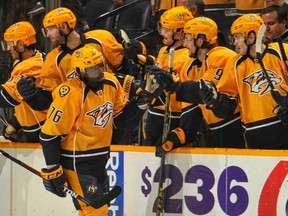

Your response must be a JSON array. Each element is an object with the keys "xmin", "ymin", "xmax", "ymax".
[
  {"xmin": 123, "ymin": 39, "xmax": 145, "ymax": 62},
  {"xmin": 274, "ymin": 105, "xmax": 288, "ymax": 126},
  {"xmin": 271, "ymin": 89, "xmax": 288, "ymax": 108},
  {"xmin": 145, "ymin": 65, "xmax": 181, "ymax": 93},
  {"xmin": 41, "ymin": 165, "xmax": 67, "ymax": 197},
  {"xmin": 17, "ymin": 77, "xmax": 37, "ymax": 101},
  {"xmin": 199, "ymin": 79, "xmax": 219, "ymax": 109},
  {"xmin": 156, "ymin": 128, "xmax": 186, "ymax": 157}
]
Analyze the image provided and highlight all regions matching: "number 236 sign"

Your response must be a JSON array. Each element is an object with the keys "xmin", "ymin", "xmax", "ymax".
[{"xmin": 140, "ymin": 160, "xmax": 288, "ymax": 215}]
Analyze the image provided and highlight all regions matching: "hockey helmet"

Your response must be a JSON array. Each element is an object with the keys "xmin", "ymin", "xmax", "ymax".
[
  {"xmin": 231, "ymin": 14, "xmax": 264, "ymax": 38},
  {"xmin": 160, "ymin": 6, "xmax": 193, "ymax": 30},
  {"xmin": 4, "ymin": 21, "xmax": 36, "ymax": 46},
  {"xmin": 71, "ymin": 44, "xmax": 104, "ymax": 74},
  {"xmin": 184, "ymin": 17, "xmax": 218, "ymax": 44},
  {"xmin": 43, "ymin": 7, "xmax": 76, "ymax": 29}
]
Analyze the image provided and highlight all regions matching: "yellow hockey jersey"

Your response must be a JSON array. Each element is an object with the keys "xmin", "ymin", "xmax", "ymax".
[
  {"xmin": 217, "ymin": 43, "xmax": 288, "ymax": 126},
  {"xmin": 2, "ymin": 51, "xmax": 47, "ymax": 128},
  {"xmin": 39, "ymin": 30, "xmax": 124, "ymax": 92},
  {"xmin": 153, "ymin": 46, "xmax": 190, "ymax": 113},
  {"xmin": 235, "ymin": 0, "xmax": 264, "ymax": 11},
  {"xmin": 199, "ymin": 46, "xmax": 238, "ymax": 127},
  {"xmin": 41, "ymin": 72, "xmax": 128, "ymax": 154}
]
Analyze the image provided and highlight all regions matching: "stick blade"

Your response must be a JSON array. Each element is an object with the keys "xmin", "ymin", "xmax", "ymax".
[
  {"xmin": 256, "ymin": 24, "xmax": 267, "ymax": 54},
  {"xmin": 119, "ymin": 29, "xmax": 130, "ymax": 43},
  {"xmin": 91, "ymin": 186, "xmax": 122, "ymax": 209}
]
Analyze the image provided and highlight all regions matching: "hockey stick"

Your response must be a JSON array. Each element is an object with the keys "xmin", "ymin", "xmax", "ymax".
[
  {"xmin": 276, "ymin": 36, "xmax": 288, "ymax": 83},
  {"xmin": 156, "ymin": 48, "xmax": 175, "ymax": 216},
  {"xmin": 0, "ymin": 113, "xmax": 8, "ymax": 126},
  {"xmin": 256, "ymin": 24, "xmax": 275, "ymax": 90},
  {"xmin": 119, "ymin": 29, "xmax": 131, "ymax": 49},
  {"xmin": 92, "ymin": 0, "xmax": 143, "ymax": 29},
  {"xmin": 0, "ymin": 149, "xmax": 121, "ymax": 209}
]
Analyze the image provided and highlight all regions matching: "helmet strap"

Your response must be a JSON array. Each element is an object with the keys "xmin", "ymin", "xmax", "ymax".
[
  {"xmin": 245, "ymin": 31, "xmax": 256, "ymax": 56},
  {"xmin": 59, "ymin": 24, "xmax": 73, "ymax": 46}
]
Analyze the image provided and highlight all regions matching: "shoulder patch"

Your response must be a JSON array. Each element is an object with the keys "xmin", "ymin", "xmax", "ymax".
[{"xmin": 59, "ymin": 85, "xmax": 70, "ymax": 97}]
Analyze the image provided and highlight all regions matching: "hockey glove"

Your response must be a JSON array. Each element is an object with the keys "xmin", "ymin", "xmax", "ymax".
[
  {"xmin": 3, "ymin": 123, "xmax": 17, "ymax": 142},
  {"xmin": 145, "ymin": 65, "xmax": 181, "ymax": 93},
  {"xmin": 2, "ymin": 116, "xmax": 26, "ymax": 142},
  {"xmin": 41, "ymin": 165, "xmax": 67, "ymax": 197},
  {"xmin": 123, "ymin": 39, "xmax": 146, "ymax": 62},
  {"xmin": 136, "ymin": 54, "xmax": 156, "ymax": 66},
  {"xmin": 136, "ymin": 72, "xmax": 164, "ymax": 109},
  {"xmin": 271, "ymin": 89, "xmax": 288, "ymax": 108},
  {"xmin": 17, "ymin": 77, "xmax": 37, "ymax": 101},
  {"xmin": 274, "ymin": 105, "xmax": 288, "ymax": 126},
  {"xmin": 199, "ymin": 79, "xmax": 220, "ymax": 109},
  {"xmin": 156, "ymin": 128, "xmax": 186, "ymax": 157}
]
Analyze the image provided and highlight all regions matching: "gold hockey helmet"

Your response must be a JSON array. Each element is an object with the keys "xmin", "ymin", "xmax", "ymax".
[
  {"xmin": 4, "ymin": 21, "xmax": 36, "ymax": 46},
  {"xmin": 184, "ymin": 16, "xmax": 218, "ymax": 44},
  {"xmin": 231, "ymin": 14, "xmax": 264, "ymax": 38},
  {"xmin": 71, "ymin": 45, "xmax": 104, "ymax": 72},
  {"xmin": 160, "ymin": 6, "xmax": 193, "ymax": 30},
  {"xmin": 43, "ymin": 7, "xmax": 76, "ymax": 29}
]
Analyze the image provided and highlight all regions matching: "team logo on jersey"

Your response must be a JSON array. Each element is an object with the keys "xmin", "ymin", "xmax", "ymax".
[
  {"xmin": 86, "ymin": 102, "xmax": 113, "ymax": 128},
  {"xmin": 67, "ymin": 70, "xmax": 78, "ymax": 79},
  {"xmin": 59, "ymin": 85, "xmax": 70, "ymax": 97},
  {"xmin": 86, "ymin": 183, "xmax": 98, "ymax": 195},
  {"xmin": 243, "ymin": 69, "xmax": 282, "ymax": 95}
]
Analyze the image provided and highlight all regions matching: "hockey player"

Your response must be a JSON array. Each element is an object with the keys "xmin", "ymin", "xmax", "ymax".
[
  {"xmin": 21, "ymin": 7, "xmax": 149, "ymax": 144},
  {"xmin": 145, "ymin": 6, "xmax": 193, "ymax": 148},
  {"xmin": 199, "ymin": 14, "xmax": 288, "ymax": 149},
  {"xmin": 39, "ymin": 44, "xmax": 165, "ymax": 215},
  {"xmin": 0, "ymin": 21, "xmax": 47, "ymax": 142},
  {"xmin": 40, "ymin": 7, "xmax": 143, "ymax": 90},
  {"xmin": 150, "ymin": 17, "xmax": 245, "ymax": 155}
]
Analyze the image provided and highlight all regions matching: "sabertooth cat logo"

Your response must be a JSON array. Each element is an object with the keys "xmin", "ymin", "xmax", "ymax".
[
  {"xmin": 86, "ymin": 102, "xmax": 113, "ymax": 128},
  {"xmin": 243, "ymin": 69, "xmax": 282, "ymax": 95}
]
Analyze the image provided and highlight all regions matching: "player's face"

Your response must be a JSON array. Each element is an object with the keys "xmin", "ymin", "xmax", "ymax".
[
  {"xmin": 81, "ymin": 64, "xmax": 105, "ymax": 82},
  {"xmin": 43, "ymin": 26, "xmax": 64, "ymax": 45},
  {"xmin": 159, "ymin": 26, "xmax": 174, "ymax": 46},
  {"xmin": 262, "ymin": 11, "xmax": 286, "ymax": 41},
  {"xmin": 232, "ymin": 33, "xmax": 247, "ymax": 55},
  {"xmin": 183, "ymin": 34, "xmax": 196, "ymax": 58},
  {"xmin": 7, "ymin": 41, "xmax": 23, "ymax": 60}
]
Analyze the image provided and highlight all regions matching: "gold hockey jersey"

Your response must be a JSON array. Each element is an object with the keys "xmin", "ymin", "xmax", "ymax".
[
  {"xmin": 217, "ymin": 43, "xmax": 288, "ymax": 126},
  {"xmin": 2, "ymin": 51, "xmax": 47, "ymax": 127},
  {"xmin": 41, "ymin": 72, "xmax": 128, "ymax": 153},
  {"xmin": 235, "ymin": 0, "xmax": 264, "ymax": 11},
  {"xmin": 39, "ymin": 30, "xmax": 124, "ymax": 92},
  {"xmin": 199, "ymin": 46, "xmax": 238, "ymax": 126},
  {"xmin": 154, "ymin": 46, "xmax": 190, "ymax": 112}
]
